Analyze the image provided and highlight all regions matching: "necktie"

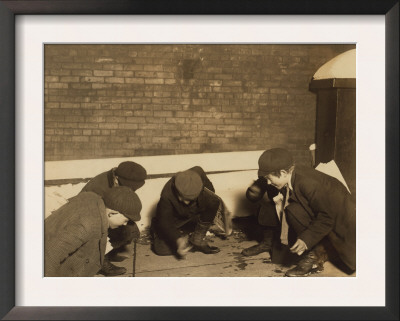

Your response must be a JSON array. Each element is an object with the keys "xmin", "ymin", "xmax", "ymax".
[{"xmin": 280, "ymin": 186, "xmax": 290, "ymax": 245}]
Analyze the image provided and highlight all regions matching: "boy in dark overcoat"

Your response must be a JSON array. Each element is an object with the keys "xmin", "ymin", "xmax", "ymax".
[
  {"xmin": 151, "ymin": 166, "xmax": 222, "ymax": 258},
  {"xmin": 257, "ymin": 148, "xmax": 356, "ymax": 277}
]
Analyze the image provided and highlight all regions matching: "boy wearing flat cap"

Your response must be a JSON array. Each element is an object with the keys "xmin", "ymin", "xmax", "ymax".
[
  {"xmin": 45, "ymin": 186, "xmax": 142, "ymax": 277},
  {"xmin": 81, "ymin": 161, "xmax": 147, "ymax": 195},
  {"xmin": 151, "ymin": 166, "xmax": 221, "ymax": 258},
  {"xmin": 256, "ymin": 148, "xmax": 356, "ymax": 277},
  {"xmin": 80, "ymin": 161, "xmax": 146, "ymax": 276}
]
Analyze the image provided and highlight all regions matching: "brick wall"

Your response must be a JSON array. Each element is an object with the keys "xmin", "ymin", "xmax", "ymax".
[{"xmin": 44, "ymin": 44, "xmax": 355, "ymax": 164}]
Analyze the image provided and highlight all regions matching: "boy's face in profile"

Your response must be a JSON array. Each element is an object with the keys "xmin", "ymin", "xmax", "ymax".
[
  {"xmin": 106, "ymin": 208, "xmax": 129, "ymax": 229},
  {"xmin": 265, "ymin": 170, "xmax": 290, "ymax": 190}
]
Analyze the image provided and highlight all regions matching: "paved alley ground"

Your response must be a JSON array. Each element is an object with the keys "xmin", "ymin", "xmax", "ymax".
[{"xmin": 96, "ymin": 218, "xmax": 355, "ymax": 278}]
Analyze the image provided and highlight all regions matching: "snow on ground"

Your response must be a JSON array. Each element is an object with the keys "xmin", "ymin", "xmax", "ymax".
[{"xmin": 45, "ymin": 182, "xmax": 86, "ymax": 219}]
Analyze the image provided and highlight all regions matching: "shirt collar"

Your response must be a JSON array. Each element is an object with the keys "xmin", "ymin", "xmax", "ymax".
[{"xmin": 287, "ymin": 171, "xmax": 293, "ymax": 191}]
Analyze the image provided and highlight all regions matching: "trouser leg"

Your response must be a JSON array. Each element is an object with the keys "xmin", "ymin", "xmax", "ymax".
[
  {"xmin": 150, "ymin": 216, "xmax": 197, "ymax": 257},
  {"xmin": 284, "ymin": 203, "xmax": 330, "ymax": 276},
  {"xmin": 199, "ymin": 189, "xmax": 220, "ymax": 224},
  {"xmin": 257, "ymin": 201, "xmax": 280, "ymax": 227},
  {"xmin": 98, "ymin": 222, "xmax": 140, "ymax": 275},
  {"xmin": 106, "ymin": 222, "xmax": 140, "ymax": 262},
  {"xmin": 285, "ymin": 203, "xmax": 310, "ymax": 237},
  {"xmin": 285, "ymin": 203, "xmax": 328, "ymax": 261},
  {"xmin": 189, "ymin": 218, "xmax": 220, "ymax": 254},
  {"xmin": 241, "ymin": 227, "xmax": 276, "ymax": 256},
  {"xmin": 108, "ymin": 222, "xmax": 140, "ymax": 249},
  {"xmin": 152, "ymin": 230, "xmax": 175, "ymax": 256},
  {"xmin": 184, "ymin": 190, "xmax": 221, "ymax": 255},
  {"xmin": 150, "ymin": 217, "xmax": 177, "ymax": 256},
  {"xmin": 241, "ymin": 201, "xmax": 279, "ymax": 257}
]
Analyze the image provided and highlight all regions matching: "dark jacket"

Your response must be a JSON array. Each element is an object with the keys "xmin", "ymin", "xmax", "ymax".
[
  {"xmin": 44, "ymin": 192, "xmax": 108, "ymax": 277},
  {"xmin": 80, "ymin": 170, "xmax": 115, "ymax": 198},
  {"xmin": 288, "ymin": 165, "xmax": 356, "ymax": 270},
  {"xmin": 80, "ymin": 168, "xmax": 141, "ymax": 248},
  {"xmin": 153, "ymin": 166, "xmax": 220, "ymax": 243}
]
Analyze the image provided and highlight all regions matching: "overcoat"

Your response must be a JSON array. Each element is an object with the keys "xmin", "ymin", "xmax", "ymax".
[
  {"xmin": 287, "ymin": 165, "xmax": 356, "ymax": 270},
  {"xmin": 44, "ymin": 192, "xmax": 108, "ymax": 277},
  {"xmin": 80, "ymin": 170, "xmax": 115, "ymax": 197},
  {"xmin": 80, "ymin": 169, "xmax": 141, "ymax": 247},
  {"xmin": 153, "ymin": 166, "xmax": 220, "ymax": 244}
]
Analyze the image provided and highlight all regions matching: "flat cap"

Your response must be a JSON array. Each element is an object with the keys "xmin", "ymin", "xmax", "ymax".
[
  {"xmin": 115, "ymin": 161, "xmax": 147, "ymax": 191},
  {"xmin": 258, "ymin": 148, "xmax": 294, "ymax": 177},
  {"xmin": 103, "ymin": 186, "xmax": 142, "ymax": 222},
  {"xmin": 175, "ymin": 169, "xmax": 203, "ymax": 200}
]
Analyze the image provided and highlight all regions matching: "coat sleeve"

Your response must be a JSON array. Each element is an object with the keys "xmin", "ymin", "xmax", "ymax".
[
  {"xmin": 296, "ymin": 181, "xmax": 336, "ymax": 249},
  {"xmin": 155, "ymin": 197, "xmax": 182, "ymax": 243},
  {"xmin": 45, "ymin": 223, "xmax": 90, "ymax": 276}
]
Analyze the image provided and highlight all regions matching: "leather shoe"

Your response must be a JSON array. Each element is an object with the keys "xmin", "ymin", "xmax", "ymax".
[
  {"xmin": 285, "ymin": 251, "xmax": 323, "ymax": 277},
  {"xmin": 98, "ymin": 258, "xmax": 127, "ymax": 276},
  {"xmin": 191, "ymin": 244, "xmax": 220, "ymax": 254},
  {"xmin": 241, "ymin": 243, "xmax": 271, "ymax": 256}
]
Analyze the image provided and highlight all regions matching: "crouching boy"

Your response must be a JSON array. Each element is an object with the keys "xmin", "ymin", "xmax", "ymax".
[
  {"xmin": 80, "ymin": 161, "xmax": 146, "ymax": 276},
  {"xmin": 45, "ymin": 186, "xmax": 141, "ymax": 277},
  {"xmin": 151, "ymin": 166, "xmax": 223, "ymax": 258},
  {"xmin": 258, "ymin": 148, "xmax": 356, "ymax": 277}
]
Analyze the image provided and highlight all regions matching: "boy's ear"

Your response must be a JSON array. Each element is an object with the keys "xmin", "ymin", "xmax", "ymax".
[{"xmin": 281, "ymin": 166, "xmax": 294, "ymax": 175}]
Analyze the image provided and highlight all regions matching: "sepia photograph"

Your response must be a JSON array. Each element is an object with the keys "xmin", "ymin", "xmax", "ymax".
[
  {"xmin": 2, "ymin": 4, "xmax": 395, "ymax": 317},
  {"xmin": 0, "ymin": 0, "xmax": 397, "ymax": 315},
  {"xmin": 44, "ymin": 43, "xmax": 357, "ymax": 278}
]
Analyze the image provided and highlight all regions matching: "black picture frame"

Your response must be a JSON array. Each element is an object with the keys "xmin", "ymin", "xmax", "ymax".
[{"xmin": 0, "ymin": 1, "xmax": 398, "ymax": 320}]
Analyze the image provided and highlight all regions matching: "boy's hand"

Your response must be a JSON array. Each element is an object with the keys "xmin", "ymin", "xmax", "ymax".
[
  {"xmin": 248, "ymin": 184, "xmax": 261, "ymax": 197},
  {"xmin": 290, "ymin": 239, "xmax": 308, "ymax": 255},
  {"xmin": 176, "ymin": 236, "xmax": 192, "ymax": 258},
  {"xmin": 246, "ymin": 184, "xmax": 263, "ymax": 202}
]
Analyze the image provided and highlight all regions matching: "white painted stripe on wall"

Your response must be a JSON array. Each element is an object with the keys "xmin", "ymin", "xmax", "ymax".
[{"xmin": 45, "ymin": 150, "xmax": 264, "ymax": 180}]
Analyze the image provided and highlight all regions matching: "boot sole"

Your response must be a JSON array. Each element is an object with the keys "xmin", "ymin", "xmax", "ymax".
[
  {"xmin": 98, "ymin": 271, "xmax": 127, "ymax": 276},
  {"xmin": 241, "ymin": 250, "xmax": 270, "ymax": 257},
  {"xmin": 285, "ymin": 268, "xmax": 323, "ymax": 277},
  {"xmin": 190, "ymin": 247, "xmax": 220, "ymax": 254}
]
